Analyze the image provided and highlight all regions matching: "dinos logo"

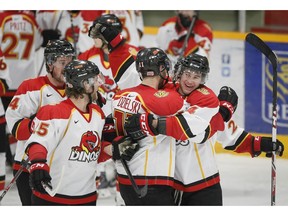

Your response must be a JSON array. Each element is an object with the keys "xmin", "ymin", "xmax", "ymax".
[
  {"xmin": 98, "ymin": 75, "xmax": 119, "ymax": 101},
  {"xmin": 262, "ymin": 51, "xmax": 288, "ymax": 128},
  {"xmin": 69, "ymin": 131, "xmax": 101, "ymax": 162}
]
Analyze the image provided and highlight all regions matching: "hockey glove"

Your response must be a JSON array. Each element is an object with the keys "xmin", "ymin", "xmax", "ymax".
[
  {"xmin": 253, "ymin": 136, "xmax": 284, "ymax": 157},
  {"xmin": 41, "ymin": 29, "xmax": 61, "ymax": 47},
  {"xmin": 124, "ymin": 113, "xmax": 159, "ymax": 141},
  {"xmin": 29, "ymin": 159, "xmax": 52, "ymax": 193},
  {"xmin": 112, "ymin": 136, "xmax": 139, "ymax": 161},
  {"xmin": 218, "ymin": 86, "xmax": 238, "ymax": 122},
  {"xmin": 89, "ymin": 23, "xmax": 124, "ymax": 52},
  {"xmin": 102, "ymin": 116, "xmax": 117, "ymax": 143}
]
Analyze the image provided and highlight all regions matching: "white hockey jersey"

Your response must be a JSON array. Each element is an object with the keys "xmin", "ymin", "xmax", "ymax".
[
  {"xmin": 0, "ymin": 48, "xmax": 11, "ymax": 116},
  {"xmin": 0, "ymin": 11, "xmax": 43, "ymax": 90},
  {"xmin": 156, "ymin": 16, "xmax": 213, "ymax": 65},
  {"xmin": 5, "ymin": 76, "xmax": 66, "ymax": 171},
  {"xmin": 24, "ymin": 99, "xmax": 107, "ymax": 204}
]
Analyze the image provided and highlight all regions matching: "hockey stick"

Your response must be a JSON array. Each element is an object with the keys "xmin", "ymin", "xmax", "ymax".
[
  {"xmin": 0, "ymin": 157, "xmax": 30, "ymax": 203},
  {"xmin": 245, "ymin": 32, "xmax": 278, "ymax": 206},
  {"xmin": 120, "ymin": 158, "xmax": 148, "ymax": 198},
  {"xmin": 178, "ymin": 15, "xmax": 198, "ymax": 58}
]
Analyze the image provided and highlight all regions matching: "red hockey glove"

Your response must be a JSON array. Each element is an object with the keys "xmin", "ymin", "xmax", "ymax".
[
  {"xmin": 218, "ymin": 86, "xmax": 238, "ymax": 122},
  {"xmin": 112, "ymin": 136, "xmax": 139, "ymax": 161},
  {"xmin": 124, "ymin": 113, "xmax": 159, "ymax": 141},
  {"xmin": 29, "ymin": 159, "xmax": 52, "ymax": 193},
  {"xmin": 253, "ymin": 136, "xmax": 284, "ymax": 157}
]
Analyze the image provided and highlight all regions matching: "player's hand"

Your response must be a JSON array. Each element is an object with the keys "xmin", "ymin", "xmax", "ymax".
[
  {"xmin": 89, "ymin": 23, "xmax": 124, "ymax": 51},
  {"xmin": 29, "ymin": 159, "xmax": 52, "ymax": 193},
  {"xmin": 218, "ymin": 86, "xmax": 238, "ymax": 122},
  {"xmin": 112, "ymin": 136, "xmax": 139, "ymax": 161},
  {"xmin": 41, "ymin": 29, "xmax": 61, "ymax": 47},
  {"xmin": 253, "ymin": 136, "xmax": 284, "ymax": 157},
  {"xmin": 124, "ymin": 113, "xmax": 159, "ymax": 141}
]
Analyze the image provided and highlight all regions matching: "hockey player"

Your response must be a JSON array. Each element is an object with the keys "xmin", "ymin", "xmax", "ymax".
[
  {"xmin": 5, "ymin": 39, "xmax": 75, "ymax": 205},
  {"xmin": 24, "ymin": 59, "xmax": 138, "ymax": 205},
  {"xmin": 79, "ymin": 14, "xmax": 123, "ymax": 117},
  {"xmin": 124, "ymin": 53, "xmax": 285, "ymax": 205},
  {"xmin": 100, "ymin": 10, "xmax": 144, "ymax": 47},
  {"xmin": 84, "ymin": 13, "xmax": 141, "ymax": 203},
  {"xmin": 111, "ymin": 47, "xmax": 223, "ymax": 205},
  {"xmin": 0, "ymin": 48, "xmax": 11, "ymax": 191},
  {"xmin": 0, "ymin": 11, "xmax": 43, "ymax": 92},
  {"xmin": 88, "ymin": 14, "xmax": 141, "ymax": 90},
  {"xmin": 156, "ymin": 10, "xmax": 213, "ymax": 65}
]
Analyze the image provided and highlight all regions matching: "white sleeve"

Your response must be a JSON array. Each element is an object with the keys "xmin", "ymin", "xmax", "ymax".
[
  {"xmin": 216, "ymin": 116, "xmax": 245, "ymax": 148},
  {"xmin": 155, "ymin": 24, "xmax": 177, "ymax": 51},
  {"xmin": 116, "ymin": 63, "xmax": 141, "ymax": 90}
]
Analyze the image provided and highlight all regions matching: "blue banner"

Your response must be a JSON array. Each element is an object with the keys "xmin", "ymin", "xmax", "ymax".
[{"xmin": 245, "ymin": 41, "xmax": 288, "ymax": 135}]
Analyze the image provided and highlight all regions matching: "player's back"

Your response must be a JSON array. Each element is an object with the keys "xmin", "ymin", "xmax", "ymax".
[
  {"xmin": 0, "ymin": 11, "xmax": 42, "ymax": 90},
  {"xmin": 112, "ymin": 84, "xmax": 186, "ymax": 186}
]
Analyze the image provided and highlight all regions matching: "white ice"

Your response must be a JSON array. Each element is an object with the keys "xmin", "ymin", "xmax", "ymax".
[{"xmin": 1, "ymin": 153, "xmax": 287, "ymax": 208}]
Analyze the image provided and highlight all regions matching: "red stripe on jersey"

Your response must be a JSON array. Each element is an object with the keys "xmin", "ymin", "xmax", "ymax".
[
  {"xmin": 174, "ymin": 174, "xmax": 220, "ymax": 192},
  {"xmin": 117, "ymin": 175, "xmax": 174, "ymax": 187},
  {"xmin": 0, "ymin": 116, "xmax": 6, "ymax": 124},
  {"xmin": 33, "ymin": 190, "xmax": 97, "ymax": 205},
  {"xmin": 0, "ymin": 180, "xmax": 4, "ymax": 191}
]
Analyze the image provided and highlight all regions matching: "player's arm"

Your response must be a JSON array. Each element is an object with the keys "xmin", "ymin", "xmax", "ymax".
[
  {"xmin": 5, "ymin": 82, "xmax": 39, "ymax": 140},
  {"xmin": 217, "ymin": 119, "xmax": 284, "ymax": 158}
]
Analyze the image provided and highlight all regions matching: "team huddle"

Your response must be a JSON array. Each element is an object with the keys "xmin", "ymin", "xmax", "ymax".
[{"xmin": 0, "ymin": 10, "xmax": 285, "ymax": 206}]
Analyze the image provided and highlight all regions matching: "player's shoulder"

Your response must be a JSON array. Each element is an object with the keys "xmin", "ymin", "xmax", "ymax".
[
  {"xmin": 15, "ymin": 76, "xmax": 48, "ymax": 96},
  {"xmin": 78, "ymin": 47, "xmax": 102, "ymax": 60},
  {"xmin": 161, "ymin": 16, "xmax": 177, "ymax": 26},
  {"xmin": 36, "ymin": 99, "xmax": 73, "ymax": 120},
  {"xmin": 188, "ymin": 85, "xmax": 219, "ymax": 107}
]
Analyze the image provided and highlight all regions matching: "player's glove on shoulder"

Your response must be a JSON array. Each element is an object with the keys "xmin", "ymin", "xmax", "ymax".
[
  {"xmin": 29, "ymin": 159, "xmax": 52, "ymax": 193},
  {"xmin": 253, "ymin": 136, "xmax": 284, "ymax": 157},
  {"xmin": 112, "ymin": 136, "xmax": 139, "ymax": 161},
  {"xmin": 124, "ymin": 113, "xmax": 159, "ymax": 141},
  {"xmin": 218, "ymin": 86, "xmax": 238, "ymax": 122},
  {"xmin": 89, "ymin": 22, "xmax": 124, "ymax": 52}
]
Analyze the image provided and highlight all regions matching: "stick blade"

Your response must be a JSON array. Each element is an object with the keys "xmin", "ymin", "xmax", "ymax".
[{"xmin": 245, "ymin": 33, "xmax": 278, "ymax": 68}]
